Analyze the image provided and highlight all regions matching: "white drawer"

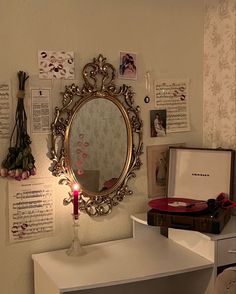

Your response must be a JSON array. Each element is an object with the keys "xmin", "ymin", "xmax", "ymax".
[{"xmin": 217, "ymin": 237, "xmax": 236, "ymax": 266}]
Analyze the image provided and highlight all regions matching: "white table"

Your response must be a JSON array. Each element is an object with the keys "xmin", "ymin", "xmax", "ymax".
[{"xmin": 32, "ymin": 214, "xmax": 214, "ymax": 294}]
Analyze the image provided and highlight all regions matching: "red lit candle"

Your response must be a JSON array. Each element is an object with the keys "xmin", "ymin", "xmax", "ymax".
[{"xmin": 73, "ymin": 183, "xmax": 79, "ymax": 218}]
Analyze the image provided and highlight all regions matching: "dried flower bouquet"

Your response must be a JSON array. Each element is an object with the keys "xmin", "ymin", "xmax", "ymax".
[{"xmin": 0, "ymin": 71, "xmax": 36, "ymax": 180}]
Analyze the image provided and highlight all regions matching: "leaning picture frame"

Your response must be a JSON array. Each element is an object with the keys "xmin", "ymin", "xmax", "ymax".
[{"xmin": 146, "ymin": 143, "xmax": 184, "ymax": 198}]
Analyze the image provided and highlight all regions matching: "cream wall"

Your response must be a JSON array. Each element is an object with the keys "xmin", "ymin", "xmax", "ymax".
[{"xmin": 0, "ymin": 1, "xmax": 204, "ymax": 294}]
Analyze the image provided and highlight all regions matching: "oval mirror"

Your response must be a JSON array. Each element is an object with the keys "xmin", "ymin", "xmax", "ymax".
[
  {"xmin": 50, "ymin": 54, "xmax": 143, "ymax": 216},
  {"xmin": 68, "ymin": 97, "xmax": 130, "ymax": 194}
]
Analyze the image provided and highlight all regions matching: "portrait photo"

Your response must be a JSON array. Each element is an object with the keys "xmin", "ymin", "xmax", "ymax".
[
  {"xmin": 146, "ymin": 143, "xmax": 184, "ymax": 198},
  {"xmin": 150, "ymin": 109, "xmax": 166, "ymax": 137},
  {"xmin": 118, "ymin": 51, "xmax": 137, "ymax": 80}
]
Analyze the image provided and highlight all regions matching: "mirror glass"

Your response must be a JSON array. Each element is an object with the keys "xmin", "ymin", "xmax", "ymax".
[{"xmin": 69, "ymin": 97, "xmax": 127, "ymax": 193}]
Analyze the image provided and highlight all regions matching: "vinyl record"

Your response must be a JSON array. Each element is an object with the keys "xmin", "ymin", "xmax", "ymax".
[{"xmin": 148, "ymin": 197, "xmax": 208, "ymax": 214}]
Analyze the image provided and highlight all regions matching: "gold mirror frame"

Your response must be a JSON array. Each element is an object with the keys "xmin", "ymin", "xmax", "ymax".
[{"xmin": 50, "ymin": 54, "xmax": 143, "ymax": 216}]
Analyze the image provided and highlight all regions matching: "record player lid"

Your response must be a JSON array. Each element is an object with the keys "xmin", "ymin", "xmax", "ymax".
[{"xmin": 167, "ymin": 148, "xmax": 233, "ymax": 201}]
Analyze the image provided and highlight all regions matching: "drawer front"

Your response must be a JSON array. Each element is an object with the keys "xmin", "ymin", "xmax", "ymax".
[{"xmin": 217, "ymin": 238, "xmax": 236, "ymax": 266}]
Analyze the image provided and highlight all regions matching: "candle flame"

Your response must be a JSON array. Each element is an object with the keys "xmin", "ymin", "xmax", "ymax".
[{"xmin": 73, "ymin": 183, "xmax": 79, "ymax": 191}]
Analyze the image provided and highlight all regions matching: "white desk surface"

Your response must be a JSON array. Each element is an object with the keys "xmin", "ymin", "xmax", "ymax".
[
  {"xmin": 32, "ymin": 233, "xmax": 213, "ymax": 292},
  {"xmin": 132, "ymin": 212, "xmax": 236, "ymax": 241}
]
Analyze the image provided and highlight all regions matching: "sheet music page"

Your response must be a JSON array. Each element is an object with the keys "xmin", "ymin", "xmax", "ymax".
[
  {"xmin": 154, "ymin": 79, "xmax": 190, "ymax": 133},
  {"xmin": 0, "ymin": 82, "xmax": 12, "ymax": 138},
  {"xmin": 8, "ymin": 178, "xmax": 55, "ymax": 243}
]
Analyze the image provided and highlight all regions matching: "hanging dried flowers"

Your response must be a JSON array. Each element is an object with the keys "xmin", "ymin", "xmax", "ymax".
[{"xmin": 0, "ymin": 71, "xmax": 36, "ymax": 180}]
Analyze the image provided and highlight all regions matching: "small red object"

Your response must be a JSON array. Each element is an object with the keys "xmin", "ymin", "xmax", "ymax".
[{"xmin": 216, "ymin": 192, "xmax": 236, "ymax": 209}]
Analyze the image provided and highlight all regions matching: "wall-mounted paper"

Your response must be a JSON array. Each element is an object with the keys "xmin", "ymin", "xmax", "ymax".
[
  {"xmin": 38, "ymin": 50, "xmax": 75, "ymax": 79},
  {"xmin": 155, "ymin": 79, "xmax": 190, "ymax": 133},
  {"xmin": 0, "ymin": 82, "xmax": 12, "ymax": 138},
  {"xmin": 31, "ymin": 88, "xmax": 51, "ymax": 133},
  {"xmin": 8, "ymin": 178, "xmax": 55, "ymax": 242},
  {"xmin": 118, "ymin": 51, "xmax": 137, "ymax": 80}
]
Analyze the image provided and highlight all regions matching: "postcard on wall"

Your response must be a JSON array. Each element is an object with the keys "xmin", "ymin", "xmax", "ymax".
[
  {"xmin": 8, "ymin": 178, "xmax": 55, "ymax": 243},
  {"xmin": 118, "ymin": 51, "xmax": 137, "ymax": 80},
  {"xmin": 150, "ymin": 109, "xmax": 167, "ymax": 137},
  {"xmin": 30, "ymin": 88, "xmax": 51, "ymax": 134},
  {"xmin": 38, "ymin": 50, "xmax": 75, "ymax": 79},
  {"xmin": 146, "ymin": 143, "xmax": 185, "ymax": 198},
  {"xmin": 0, "ymin": 82, "xmax": 12, "ymax": 139},
  {"xmin": 154, "ymin": 79, "xmax": 190, "ymax": 133}
]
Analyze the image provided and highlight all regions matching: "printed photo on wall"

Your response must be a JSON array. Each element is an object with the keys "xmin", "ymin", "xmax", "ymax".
[
  {"xmin": 146, "ymin": 145, "xmax": 168, "ymax": 198},
  {"xmin": 118, "ymin": 51, "xmax": 137, "ymax": 80},
  {"xmin": 146, "ymin": 143, "xmax": 185, "ymax": 198},
  {"xmin": 150, "ymin": 109, "xmax": 166, "ymax": 137}
]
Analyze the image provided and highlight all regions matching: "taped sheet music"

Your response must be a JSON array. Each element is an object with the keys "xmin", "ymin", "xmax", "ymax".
[
  {"xmin": 8, "ymin": 178, "xmax": 55, "ymax": 242},
  {"xmin": 0, "ymin": 82, "xmax": 12, "ymax": 138},
  {"xmin": 154, "ymin": 79, "xmax": 190, "ymax": 133}
]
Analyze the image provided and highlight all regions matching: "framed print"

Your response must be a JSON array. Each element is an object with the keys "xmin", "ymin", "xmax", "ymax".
[
  {"xmin": 150, "ymin": 109, "xmax": 166, "ymax": 137},
  {"xmin": 147, "ymin": 143, "xmax": 184, "ymax": 198},
  {"xmin": 118, "ymin": 51, "xmax": 137, "ymax": 80}
]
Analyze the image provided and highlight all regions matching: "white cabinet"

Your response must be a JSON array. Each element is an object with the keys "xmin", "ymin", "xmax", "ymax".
[
  {"xmin": 151, "ymin": 214, "xmax": 236, "ymax": 280},
  {"xmin": 132, "ymin": 213, "xmax": 236, "ymax": 292},
  {"xmin": 32, "ymin": 213, "xmax": 215, "ymax": 294},
  {"xmin": 217, "ymin": 238, "xmax": 236, "ymax": 267}
]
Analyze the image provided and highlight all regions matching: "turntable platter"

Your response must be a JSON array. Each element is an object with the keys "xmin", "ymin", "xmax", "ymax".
[{"xmin": 148, "ymin": 197, "xmax": 208, "ymax": 214}]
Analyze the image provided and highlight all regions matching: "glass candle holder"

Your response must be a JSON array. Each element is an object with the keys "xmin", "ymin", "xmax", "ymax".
[{"xmin": 66, "ymin": 214, "xmax": 86, "ymax": 257}]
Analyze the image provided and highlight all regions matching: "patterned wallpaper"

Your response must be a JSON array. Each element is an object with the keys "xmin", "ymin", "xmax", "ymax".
[
  {"xmin": 70, "ymin": 98, "xmax": 127, "ymax": 190},
  {"xmin": 203, "ymin": 0, "xmax": 236, "ymax": 148}
]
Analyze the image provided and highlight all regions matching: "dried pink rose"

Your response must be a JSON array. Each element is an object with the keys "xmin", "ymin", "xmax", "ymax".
[
  {"xmin": 21, "ymin": 171, "xmax": 28, "ymax": 180},
  {"xmin": 15, "ymin": 169, "xmax": 22, "ymax": 177},
  {"xmin": 30, "ymin": 167, "xmax": 36, "ymax": 175},
  {"xmin": 0, "ymin": 168, "xmax": 8, "ymax": 177},
  {"xmin": 8, "ymin": 170, "xmax": 16, "ymax": 177},
  {"xmin": 21, "ymin": 171, "xmax": 29, "ymax": 180}
]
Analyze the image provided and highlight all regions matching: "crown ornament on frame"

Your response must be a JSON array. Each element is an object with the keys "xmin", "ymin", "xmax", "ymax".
[{"xmin": 50, "ymin": 54, "xmax": 143, "ymax": 217}]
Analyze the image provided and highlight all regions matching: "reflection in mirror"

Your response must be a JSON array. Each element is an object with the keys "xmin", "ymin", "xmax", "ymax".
[
  {"xmin": 69, "ymin": 98, "xmax": 127, "ymax": 193},
  {"xmin": 50, "ymin": 54, "xmax": 143, "ymax": 216}
]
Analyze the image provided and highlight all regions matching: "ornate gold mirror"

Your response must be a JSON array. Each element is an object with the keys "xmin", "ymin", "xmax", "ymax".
[{"xmin": 50, "ymin": 54, "xmax": 143, "ymax": 216}]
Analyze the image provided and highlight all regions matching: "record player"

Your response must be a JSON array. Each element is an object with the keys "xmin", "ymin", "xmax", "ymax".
[{"xmin": 147, "ymin": 147, "xmax": 235, "ymax": 234}]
